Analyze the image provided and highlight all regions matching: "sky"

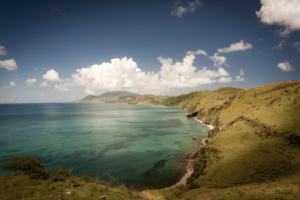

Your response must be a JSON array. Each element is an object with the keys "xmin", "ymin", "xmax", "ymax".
[{"xmin": 0, "ymin": 0, "xmax": 299, "ymax": 103}]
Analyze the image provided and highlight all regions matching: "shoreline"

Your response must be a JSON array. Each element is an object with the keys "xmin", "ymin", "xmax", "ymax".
[{"xmin": 171, "ymin": 117, "xmax": 214, "ymax": 188}]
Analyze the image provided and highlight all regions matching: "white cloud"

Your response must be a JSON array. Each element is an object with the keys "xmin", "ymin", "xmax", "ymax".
[
  {"xmin": 218, "ymin": 40, "xmax": 253, "ymax": 53},
  {"xmin": 209, "ymin": 53, "xmax": 227, "ymax": 67},
  {"xmin": 42, "ymin": 69, "xmax": 60, "ymax": 82},
  {"xmin": 186, "ymin": 49, "xmax": 207, "ymax": 56},
  {"xmin": 55, "ymin": 79, "xmax": 71, "ymax": 91},
  {"xmin": 188, "ymin": 0, "xmax": 202, "ymax": 12},
  {"xmin": 277, "ymin": 61, "xmax": 293, "ymax": 72},
  {"xmin": 40, "ymin": 81, "xmax": 50, "ymax": 87},
  {"xmin": 293, "ymin": 42, "xmax": 300, "ymax": 51},
  {"xmin": 171, "ymin": 6, "xmax": 188, "ymax": 17},
  {"xmin": 235, "ymin": 69, "xmax": 245, "ymax": 82},
  {"xmin": 218, "ymin": 69, "xmax": 245, "ymax": 83},
  {"xmin": 40, "ymin": 93, "xmax": 44, "ymax": 97},
  {"xmin": 24, "ymin": 78, "xmax": 37, "ymax": 87},
  {"xmin": 0, "ymin": 59, "xmax": 18, "ymax": 71},
  {"xmin": 218, "ymin": 77, "xmax": 232, "ymax": 83},
  {"xmin": 171, "ymin": 0, "xmax": 202, "ymax": 17},
  {"xmin": 0, "ymin": 46, "xmax": 7, "ymax": 56},
  {"xmin": 256, "ymin": 0, "xmax": 300, "ymax": 36},
  {"xmin": 272, "ymin": 40, "xmax": 285, "ymax": 50},
  {"xmin": 259, "ymin": 38, "xmax": 264, "ymax": 41},
  {"xmin": 55, "ymin": 55, "xmax": 230, "ymax": 95},
  {"xmin": 3, "ymin": 81, "xmax": 16, "ymax": 89}
]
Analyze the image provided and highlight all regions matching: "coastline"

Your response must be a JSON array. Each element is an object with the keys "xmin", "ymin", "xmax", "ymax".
[{"xmin": 171, "ymin": 117, "xmax": 214, "ymax": 188}]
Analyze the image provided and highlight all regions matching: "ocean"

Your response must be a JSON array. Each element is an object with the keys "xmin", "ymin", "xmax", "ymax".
[{"xmin": 0, "ymin": 103, "xmax": 208, "ymax": 189}]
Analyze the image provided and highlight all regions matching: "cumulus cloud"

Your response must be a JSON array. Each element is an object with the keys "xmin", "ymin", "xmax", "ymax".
[
  {"xmin": 293, "ymin": 42, "xmax": 300, "ymax": 51},
  {"xmin": 0, "ymin": 59, "xmax": 18, "ymax": 71},
  {"xmin": 218, "ymin": 77, "xmax": 232, "ymax": 83},
  {"xmin": 218, "ymin": 40, "xmax": 253, "ymax": 53},
  {"xmin": 55, "ymin": 78, "xmax": 71, "ymax": 91},
  {"xmin": 235, "ymin": 69, "xmax": 245, "ymax": 82},
  {"xmin": 0, "ymin": 46, "xmax": 7, "ymax": 56},
  {"xmin": 3, "ymin": 81, "xmax": 16, "ymax": 89},
  {"xmin": 272, "ymin": 40, "xmax": 285, "ymax": 50},
  {"xmin": 171, "ymin": 6, "xmax": 188, "ymax": 17},
  {"xmin": 55, "ymin": 55, "xmax": 230, "ymax": 95},
  {"xmin": 188, "ymin": 0, "xmax": 202, "ymax": 12},
  {"xmin": 40, "ymin": 81, "xmax": 49, "ymax": 87},
  {"xmin": 209, "ymin": 53, "xmax": 227, "ymax": 67},
  {"xmin": 171, "ymin": 0, "xmax": 202, "ymax": 17},
  {"xmin": 256, "ymin": 0, "xmax": 300, "ymax": 36},
  {"xmin": 218, "ymin": 69, "xmax": 245, "ymax": 83},
  {"xmin": 42, "ymin": 69, "xmax": 60, "ymax": 82},
  {"xmin": 24, "ymin": 78, "xmax": 37, "ymax": 87},
  {"xmin": 186, "ymin": 49, "xmax": 207, "ymax": 56},
  {"xmin": 277, "ymin": 61, "xmax": 293, "ymax": 72}
]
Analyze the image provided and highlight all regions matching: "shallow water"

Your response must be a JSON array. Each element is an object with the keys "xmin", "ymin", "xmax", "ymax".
[{"xmin": 0, "ymin": 103, "xmax": 208, "ymax": 189}]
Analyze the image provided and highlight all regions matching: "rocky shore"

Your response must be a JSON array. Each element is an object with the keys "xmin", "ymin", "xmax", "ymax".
[{"xmin": 171, "ymin": 116, "xmax": 214, "ymax": 188}]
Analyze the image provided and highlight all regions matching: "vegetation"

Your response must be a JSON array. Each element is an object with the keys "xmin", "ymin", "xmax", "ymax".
[
  {"xmin": 142, "ymin": 81, "xmax": 300, "ymax": 199},
  {"xmin": 128, "ymin": 94, "xmax": 167, "ymax": 105},
  {"xmin": 2, "ymin": 81, "xmax": 300, "ymax": 199},
  {"xmin": 74, "ymin": 91, "xmax": 140, "ymax": 103},
  {"xmin": 51, "ymin": 166, "xmax": 73, "ymax": 177},
  {"xmin": 0, "ymin": 157, "xmax": 144, "ymax": 199},
  {"xmin": 1, "ymin": 156, "xmax": 49, "ymax": 180},
  {"xmin": 0, "ymin": 174, "xmax": 144, "ymax": 200}
]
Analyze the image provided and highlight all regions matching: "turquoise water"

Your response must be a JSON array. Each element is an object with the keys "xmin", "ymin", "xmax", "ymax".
[{"xmin": 0, "ymin": 103, "xmax": 208, "ymax": 189}]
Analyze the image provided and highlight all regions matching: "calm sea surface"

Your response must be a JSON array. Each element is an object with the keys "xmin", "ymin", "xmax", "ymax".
[{"xmin": 0, "ymin": 103, "xmax": 208, "ymax": 189}]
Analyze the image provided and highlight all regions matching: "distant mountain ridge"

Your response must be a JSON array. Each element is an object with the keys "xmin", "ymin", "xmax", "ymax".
[{"xmin": 75, "ymin": 91, "xmax": 140, "ymax": 103}]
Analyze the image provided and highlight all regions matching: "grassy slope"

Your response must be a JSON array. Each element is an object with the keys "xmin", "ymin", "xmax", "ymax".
[
  {"xmin": 76, "ymin": 91, "xmax": 139, "ymax": 103},
  {"xmin": 143, "ymin": 81, "xmax": 300, "ymax": 199},
  {"xmin": 1, "ymin": 81, "xmax": 299, "ymax": 200},
  {"xmin": 0, "ymin": 175, "xmax": 144, "ymax": 200},
  {"xmin": 128, "ymin": 94, "xmax": 166, "ymax": 105}
]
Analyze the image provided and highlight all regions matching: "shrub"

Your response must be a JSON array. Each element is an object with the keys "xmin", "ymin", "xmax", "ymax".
[
  {"xmin": 1, "ymin": 156, "xmax": 49, "ymax": 179},
  {"xmin": 51, "ymin": 166, "xmax": 73, "ymax": 177},
  {"xmin": 188, "ymin": 181, "xmax": 200, "ymax": 189},
  {"xmin": 80, "ymin": 174, "xmax": 91, "ymax": 182}
]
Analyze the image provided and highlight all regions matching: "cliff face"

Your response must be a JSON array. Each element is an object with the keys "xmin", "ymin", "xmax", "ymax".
[{"xmin": 143, "ymin": 81, "xmax": 300, "ymax": 200}]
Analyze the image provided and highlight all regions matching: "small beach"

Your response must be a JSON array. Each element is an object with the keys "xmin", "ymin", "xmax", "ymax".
[{"xmin": 171, "ymin": 117, "xmax": 214, "ymax": 188}]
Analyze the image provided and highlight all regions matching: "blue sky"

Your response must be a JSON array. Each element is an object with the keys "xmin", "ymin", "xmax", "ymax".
[{"xmin": 0, "ymin": 0, "xmax": 299, "ymax": 103}]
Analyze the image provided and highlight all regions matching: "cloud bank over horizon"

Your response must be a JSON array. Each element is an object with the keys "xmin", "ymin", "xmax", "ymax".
[{"xmin": 53, "ymin": 52, "xmax": 244, "ymax": 95}]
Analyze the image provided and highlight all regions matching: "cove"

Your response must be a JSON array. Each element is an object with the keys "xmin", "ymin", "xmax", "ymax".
[{"xmin": 0, "ymin": 103, "xmax": 208, "ymax": 189}]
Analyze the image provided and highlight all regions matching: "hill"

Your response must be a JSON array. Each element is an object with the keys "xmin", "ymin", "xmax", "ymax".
[
  {"xmin": 143, "ymin": 81, "xmax": 300, "ymax": 199},
  {"xmin": 75, "ymin": 91, "xmax": 140, "ymax": 103},
  {"xmin": 128, "ymin": 94, "xmax": 167, "ymax": 105}
]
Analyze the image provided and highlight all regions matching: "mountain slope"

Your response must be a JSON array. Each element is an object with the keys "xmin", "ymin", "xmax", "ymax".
[
  {"xmin": 128, "ymin": 94, "xmax": 167, "ymax": 105},
  {"xmin": 143, "ymin": 81, "xmax": 300, "ymax": 199},
  {"xmin": 75, "ymin": 91, "xmax": 140, "ymax": 103}
]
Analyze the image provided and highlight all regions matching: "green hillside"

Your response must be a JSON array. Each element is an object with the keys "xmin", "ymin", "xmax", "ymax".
[
  {"xmin": 2, "ymin": 81, "xmax": 300, "ymax": 199},
  {"xmin": 75, "ymin": 91, "xmax": 140, "ymax": 103},
  {"xmin": 143, "ymin": 81, "xmax": 300, "ymax": 199},
  {"xmin": 128, "ymin": 94, "xmax": 167, "ymax": 105}
]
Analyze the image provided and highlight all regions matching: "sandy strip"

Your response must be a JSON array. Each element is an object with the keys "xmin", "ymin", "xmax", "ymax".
[
  {"xmin": 171, "ymin": 118, "xmax": 214, "ymax": 188},
  {"xmin": 192, "ymin": 117, "xmax": 214, "ymax": 130},
  {"xmin": 171, "ymin": 137, "xmax": 208, "ymax": 188}
]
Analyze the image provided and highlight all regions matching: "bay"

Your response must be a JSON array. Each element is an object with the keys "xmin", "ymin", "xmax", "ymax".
[{"xmin": 0, "ymin": 103, "xmax": 208, "ymax": 189}]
